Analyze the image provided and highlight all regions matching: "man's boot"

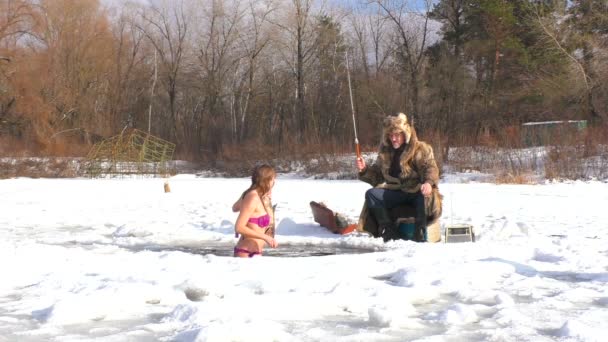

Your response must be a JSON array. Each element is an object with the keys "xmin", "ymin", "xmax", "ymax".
[
  {"xmin": 369, "ymin": 207, "xmax": 400, "ymax": 242},
  {"xmin": 414, "ymin": 224, "xmax": 426, "ymax": 242},
  {"xmin": 414, "ymin": 193, "xmax": 428, "ymax": 242}
]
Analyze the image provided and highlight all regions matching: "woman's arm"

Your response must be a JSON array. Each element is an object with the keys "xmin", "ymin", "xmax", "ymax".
[
  {"xmin": 234, "ymin": 191, "xmax": 276, "ymax": 246},
  {"xmin": 232, "ymin": 197, "xmax": 242, "ymax": 212}
]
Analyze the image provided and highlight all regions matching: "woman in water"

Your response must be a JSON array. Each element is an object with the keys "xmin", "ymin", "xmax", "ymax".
[{"xmin": 232, "ymin": 164, "xmax": 278, "ymax": 257}]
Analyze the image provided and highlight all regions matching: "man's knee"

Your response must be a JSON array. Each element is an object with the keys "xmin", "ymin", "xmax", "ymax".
[
  {"xmin": 365, "ymin": 188, "xmax": 376, "ymax": 201},
  {"xmin": 365, "ymin": 188, "xmax": 382, "ymax": 207},
  {"xmin": 415, "ymin": 192, "xmax": 425, "ymax": 205}
]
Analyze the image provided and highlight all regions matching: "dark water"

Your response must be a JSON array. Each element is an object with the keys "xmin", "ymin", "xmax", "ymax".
[{"xmin": 129, "ymin": 243, "xmax": 379, "ymax": 257}]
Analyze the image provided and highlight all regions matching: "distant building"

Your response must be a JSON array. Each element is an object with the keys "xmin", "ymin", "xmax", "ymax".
[{"xmin": 521, "ymin": 120, "xmax": 587, "ymax": 146}]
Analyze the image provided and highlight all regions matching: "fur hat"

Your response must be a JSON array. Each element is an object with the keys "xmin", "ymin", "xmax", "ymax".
[{"xmin": 382, "ymin": 112, "xmax": 412, "ymax": 145}]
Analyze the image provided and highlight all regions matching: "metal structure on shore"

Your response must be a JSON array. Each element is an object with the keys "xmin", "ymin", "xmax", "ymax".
[{"xmin": 84, "ymin": 129, "xmax": 175, "ymax": 178}]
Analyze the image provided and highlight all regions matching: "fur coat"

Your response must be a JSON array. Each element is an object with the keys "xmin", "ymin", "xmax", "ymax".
[{"xmin": 357, "ymin": 113, "xmax": 443, "ymax": 236}]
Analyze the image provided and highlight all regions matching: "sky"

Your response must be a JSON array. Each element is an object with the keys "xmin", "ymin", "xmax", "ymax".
[
  {"xmin": 101, "ymin": 0, "xmax": 437, "ymax": 13},
  {"xmin": 328, "ymin": 0, "xmax": 437, "ymax": 12},
  {"xmin": 1, "ymin": 156, "xmax": 607, "ymax": 341}
]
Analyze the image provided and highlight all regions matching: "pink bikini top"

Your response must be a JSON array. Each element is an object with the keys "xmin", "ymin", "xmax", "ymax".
[
  {"xmin": 234, "ymin": 193, "xmax": 272, "ymax": 238},
  {"xmin": 248, "ymin": 214, "xmax": 270, "ymax": 228}
]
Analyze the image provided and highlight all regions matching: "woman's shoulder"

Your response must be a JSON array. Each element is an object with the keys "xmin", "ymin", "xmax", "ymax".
[{"xmin": 243, "ymin": 189, "xmax": 261, "ymax": 202}]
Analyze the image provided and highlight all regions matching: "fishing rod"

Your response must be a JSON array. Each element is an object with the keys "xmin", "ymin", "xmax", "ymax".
[{"xmin": 345, "ymin": 50, "xmax": 361, "ymax": 159}]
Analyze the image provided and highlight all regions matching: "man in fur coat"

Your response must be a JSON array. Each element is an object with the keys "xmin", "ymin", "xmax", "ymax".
[{"xmin": 356, "ymin": 113, "xmax": 442, "ymax": 242}]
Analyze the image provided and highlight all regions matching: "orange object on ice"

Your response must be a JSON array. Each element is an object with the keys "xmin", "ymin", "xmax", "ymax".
[{"xmin": 310, "ymin": 201, "xmax": 356, "ymax": 235}]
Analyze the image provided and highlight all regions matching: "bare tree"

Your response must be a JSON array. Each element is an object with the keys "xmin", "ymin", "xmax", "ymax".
[
  {"xmin": 346, "ymin": 3, "xmax": 395, "ymax": 128},
  {"xmin": 192, "ymin": 0, "xmax": 243, "ymax": 158},
  {"xmin": 232, "ymin": 0, "xmax": 276, "ymax": 142},
  {"xmin": 349, "ymin": 4, "xmax": 391, "ymax": 81},
  {"xmin": 270, "ymin": 0, "xmax": 319, "ymax": 143},
  {"xmin": 35, "ymin": 0, "xmax": 115, "ymax": 139},
  {"xmin": 108, "ymin": 3, "xmax": 147, "ymax": 134},
  {"xmin": 137, "ymin": 0, "xmax": 188, "ymax": 144},
  {"xmin": 0, "ymin": 0, "xmax": 37, "ymax": 137},
  {"xmin": 370, "ymin": 0, "xmax": 433, "ymax": 120},
  {"xmin": 349, "ymin": 8, "xmax": 370, "ymax": 80},
  {"xmin": 0, "ymin": 0, "xmax": 36, "ymax": 43}
]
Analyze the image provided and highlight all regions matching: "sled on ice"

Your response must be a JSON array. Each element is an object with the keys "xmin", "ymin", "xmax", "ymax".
[{"xmin": 309, "ymin": 201, "xmax": 357, "ymax": 235}]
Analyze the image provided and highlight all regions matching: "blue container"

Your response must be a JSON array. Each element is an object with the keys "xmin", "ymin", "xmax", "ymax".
[
  {"xmin": 398, "ymin": 222, "xmax": 415, "ymax": 240},
  {"xmin": 398, "ymin": 222, "xmax": 426, "ymax": 241}
]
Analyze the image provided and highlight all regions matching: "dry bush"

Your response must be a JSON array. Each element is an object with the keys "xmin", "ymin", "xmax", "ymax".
[
  {"xmin": 0, "ymin": 137, "xmax": 22, "ymax": 155},
  {"xmin": 456, "ymin": 129, "xmax": 478, "ymax": 146},
  {"xmin": 583, "ymin": 125, "xmax": 608, "ymax": 157},
  {"xmin": 0, "ymin": 161, "xmax": 15, "ymax": 178},
  {"xmin": 280, "ymin": 138, "xmax": 363, "ymax": 178},
  {"xmin": 300, "ymin": 153, "xmax": 358, "ymax": 179},
  {"xmin": 14, "ymin": 158, "xmax": 43, "ymax": 178},
  {"xmin": 216, "ymin": 136, "xmax": 356, "ymax": 176},
  {"xmin": 0, "ymin": 157, "xmax": 80, "ymax": 179},
  {"xmin": 215, "ymin": 141, "xmax": 278, "ymax": 176},
  {"xmin": 495, "ymin": 125, "xmax": 523, "ymax": 148},
  {"xmin": 477, "ymin": 130, "xmax": 499, "ymax": 148},
  {"xmin": 494, "ymin": 172, "xmax": 536, "ymax": 184},
  {"xmin": 544, "ymin": 146, "xmax": 587, "ymax": 179},
  {"xmin": 543, "ymin": 125, "xmax": 608, "ymax": 180},
  {"xmin": 45, "ymin": 139, "xmax": 91, "ymax": 157},
  {"xmin": 47, "ymin": 158, "xmax": 79, "ymax": 177},
  {"xmin": 0, "ymin": 135, "xmax": 46, "ymax": 156},
  {"xmin": 447, "ymin": 145, "xmax": 506, "ymax": 173},
  {"xmin": 584, "ymin": 126, "xmax": 608, "ymax": 178},
  {"xmin": 1, "ymin": 134, "xmax": 94, "ymax": 158},
  {"xmin": 445, "ymin": 122, "xmax": 608, "ymax": 182},
  {"xmin": 446, "ymin": 144, "xmax": 545, "ymax": 183}
]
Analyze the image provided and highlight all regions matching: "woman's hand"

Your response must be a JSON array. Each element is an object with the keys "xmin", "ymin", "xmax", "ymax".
[{"xmin": 265, "ymin": 236, "xmax": 278, "ymax": 248}]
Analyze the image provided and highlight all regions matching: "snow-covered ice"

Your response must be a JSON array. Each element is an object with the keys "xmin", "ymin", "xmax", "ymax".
[{"xmin": 1, "ymin": 173, "xmax": 607, "ymax": 341}]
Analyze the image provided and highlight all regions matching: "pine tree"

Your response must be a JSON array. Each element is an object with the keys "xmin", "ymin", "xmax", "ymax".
[{"xmin": 566, "ymin": 0, "xmax": 608, "ymax": 123}]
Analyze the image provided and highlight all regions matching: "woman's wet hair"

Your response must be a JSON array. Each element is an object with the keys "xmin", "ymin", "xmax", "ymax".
[{"xmin": 242, "ymin": 164, "xmax": 276, "ymax": 198}]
